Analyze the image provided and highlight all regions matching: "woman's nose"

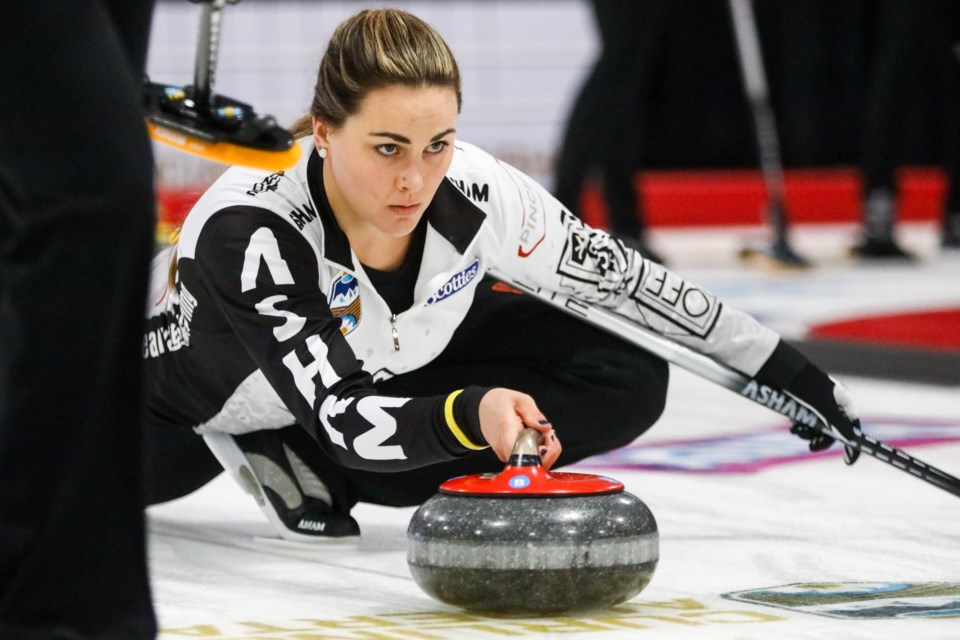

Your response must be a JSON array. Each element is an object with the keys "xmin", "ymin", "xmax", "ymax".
[{"xmin": 397, "ymin": 162, "xmax": 424, "ymax": 192}]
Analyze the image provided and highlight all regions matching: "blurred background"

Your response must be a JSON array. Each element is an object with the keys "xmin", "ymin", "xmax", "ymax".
[{"xmin": 147, "ymin": 0, "xmax": 957, "ymax": 244}]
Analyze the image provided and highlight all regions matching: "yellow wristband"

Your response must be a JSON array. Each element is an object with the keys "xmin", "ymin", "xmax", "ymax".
[{"xmin": 444, "ymin": 389, "xmax": 488, "ymax": 450}]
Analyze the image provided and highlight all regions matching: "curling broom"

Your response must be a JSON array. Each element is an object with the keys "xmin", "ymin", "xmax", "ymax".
[{"xmin": 143, "ymin": 0, "xmax": 301, "ymax": 171}]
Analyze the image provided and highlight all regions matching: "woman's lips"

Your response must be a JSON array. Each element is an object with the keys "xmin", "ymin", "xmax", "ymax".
[{"xmin": 389, "ymin": 203, "xmax": 420, "ymax": 214}]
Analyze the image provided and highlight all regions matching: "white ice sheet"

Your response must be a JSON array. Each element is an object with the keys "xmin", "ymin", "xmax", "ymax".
[{"xmin": 149, "ymin": 224, "xmax": 960, "ymax": 639}]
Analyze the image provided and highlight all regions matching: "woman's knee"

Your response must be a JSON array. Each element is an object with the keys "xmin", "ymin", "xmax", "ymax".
[{"xmin": 574, "ymin": 347, "xmax": 670, "ymax": 451}]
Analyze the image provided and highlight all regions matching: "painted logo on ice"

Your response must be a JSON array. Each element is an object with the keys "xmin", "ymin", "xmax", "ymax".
[{"xmin": 723, "ymin": 582, "xmax": 960, "ymax": 619}]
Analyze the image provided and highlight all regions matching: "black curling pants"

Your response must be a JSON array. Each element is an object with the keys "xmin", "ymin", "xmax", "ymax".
[
  {"xmin": 861, "ymin": 0, "xmax": 960, "ymax": 203},
  {"xmin": 145, "ymin": 278, "xmax": 669, "ymax": 510},
  {"xmin": 0, "ymin": 2, "xmax": 157, "ymax": 639}
]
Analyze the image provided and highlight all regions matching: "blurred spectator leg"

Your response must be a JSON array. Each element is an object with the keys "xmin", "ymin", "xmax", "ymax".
[{"xmin": 942, "ymin": 6, "xmax": 960, "ymax": 249}]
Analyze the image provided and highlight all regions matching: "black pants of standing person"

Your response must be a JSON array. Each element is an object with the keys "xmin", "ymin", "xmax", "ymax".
[
  {"xmin": 856, "ymin": 0, "xmax": 960, "ymax": 256},
  {"xmin": 942, "ymin": 9, "xmax": 960, "ymax": 247},
  {"xmin": 144, "ymin": 278, "xmax": 669, "ymax": 509},
  {"xmin": 0, "ymin": 2, "xmax": 158, "ymax": 639},
  {"xmin": 553, "ymin": 0, "xmax": 677, "ymax": 264}
]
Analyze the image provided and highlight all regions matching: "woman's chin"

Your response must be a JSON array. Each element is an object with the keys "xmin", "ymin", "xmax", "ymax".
[{"xmin": 380, "ymin": 213, "xmax": 423, "ymax": 237}]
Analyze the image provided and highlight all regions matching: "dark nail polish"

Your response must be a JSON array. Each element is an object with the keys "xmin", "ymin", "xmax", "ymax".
[
  {"xmin": 550, "ymin": 433, "xmax": 556, "ymax": 442},
  {"xmin": 538, "ymin": 418, "xmax": 551, "ymax": 425},
  {"xmin": 539, "ymin": 448, "xmax": 547, "ymax": 457}
]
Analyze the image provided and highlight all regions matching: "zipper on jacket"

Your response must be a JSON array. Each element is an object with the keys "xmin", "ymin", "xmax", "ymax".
[{"xmin": 390, "ymin": 314, "xmax": 400, "ymax": 351}]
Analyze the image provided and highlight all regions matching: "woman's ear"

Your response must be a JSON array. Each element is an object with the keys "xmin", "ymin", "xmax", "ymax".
[{"xmin": 312, "ymin": 116, "xmax": 331, "ymax": 151}]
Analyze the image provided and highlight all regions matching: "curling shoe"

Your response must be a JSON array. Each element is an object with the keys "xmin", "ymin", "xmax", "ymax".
[
  {"xmin": 204, "ymin": 429, "xmax": 360, "ymax": 541},
  {"xmin": 851, "ymin": 189, "xmax": 914, "ymax": 260},
  {"xmin": 850, "ymin": 235, "xmax": 915, "ymax": 261},
  {"xmin": 943, "ymin": 214, "xmax": 960, "ymax": 250}
]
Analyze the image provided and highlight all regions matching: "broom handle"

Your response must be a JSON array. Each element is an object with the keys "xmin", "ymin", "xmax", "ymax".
[
  {"xmin": 191, "ymin": 0, "xmax": 231, "ymax": 110},
  {"xmin": 490, "ymin": 269, "xmax": 960, "ymax": 500}
]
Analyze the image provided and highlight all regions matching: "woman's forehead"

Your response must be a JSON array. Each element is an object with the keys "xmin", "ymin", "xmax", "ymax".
[{"xmin": 348, "ymin": 85, "xmax": 459, "ymax": 133}]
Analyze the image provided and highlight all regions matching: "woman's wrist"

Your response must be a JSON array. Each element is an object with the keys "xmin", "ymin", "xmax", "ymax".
[{"xmin": 442, "ymin": 385, "xmax": 492, "ymax": 451}]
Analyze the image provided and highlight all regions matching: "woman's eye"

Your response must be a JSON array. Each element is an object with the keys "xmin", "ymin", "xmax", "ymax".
[
  {"xmin": 426, "ymin": 141, "xmax": 448, "ymax": 154},
  {"xmin": 376, "ymin": 144, "xmax": 398, "ymax": 156}
]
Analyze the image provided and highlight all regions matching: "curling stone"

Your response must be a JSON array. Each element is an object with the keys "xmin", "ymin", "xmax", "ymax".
[{"xmin": 407, "ymin": 429, "xmax": 658, "ymax": 613}]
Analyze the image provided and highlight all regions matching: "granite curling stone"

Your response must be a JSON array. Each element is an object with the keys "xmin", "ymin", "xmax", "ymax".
[{"xmin": 407, "ymin": 429, "xmax": 658, "ymax": 613}]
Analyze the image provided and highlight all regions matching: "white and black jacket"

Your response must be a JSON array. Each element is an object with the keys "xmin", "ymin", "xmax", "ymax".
[{"xmin": 144, "ymin": 138, "xmax": 782, "ymax": 472}]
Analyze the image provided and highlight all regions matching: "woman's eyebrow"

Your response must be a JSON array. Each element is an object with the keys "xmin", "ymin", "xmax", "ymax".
[
  {"xmin": 430, "ymin": 128, "xmax": 456, "ymax": 142},
  {"xmin": 369, "ymin": 128, "xmax": 456, "ymax": 144}
]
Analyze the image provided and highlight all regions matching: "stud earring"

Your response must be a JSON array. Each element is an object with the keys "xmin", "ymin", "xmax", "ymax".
[{"xmin": 318, "ymin": 147, "xmax": 328, "ymax": 159}]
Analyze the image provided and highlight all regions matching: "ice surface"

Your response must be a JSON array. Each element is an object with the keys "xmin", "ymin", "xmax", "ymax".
[{"xmin": 149, "ymin": 224, "xmax": 960, "ymax": 639}]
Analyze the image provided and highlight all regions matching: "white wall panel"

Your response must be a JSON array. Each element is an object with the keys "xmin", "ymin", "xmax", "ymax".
[{"xmin": 147, "ymin": 0, "xmax": 598, "ymax": 188}]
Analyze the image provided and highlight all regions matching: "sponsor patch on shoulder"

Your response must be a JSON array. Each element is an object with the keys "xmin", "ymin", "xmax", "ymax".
[
  {"xmin": 723, "ymin": 582, "xmax": 960, "ymax": 619},
  {"xmin": 328, "ymin": 272, "xmax": 361, "ymax": 335},
  {"xmin": 427, "ymin": 258, "xmax": 480, "ymax": 305}
]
